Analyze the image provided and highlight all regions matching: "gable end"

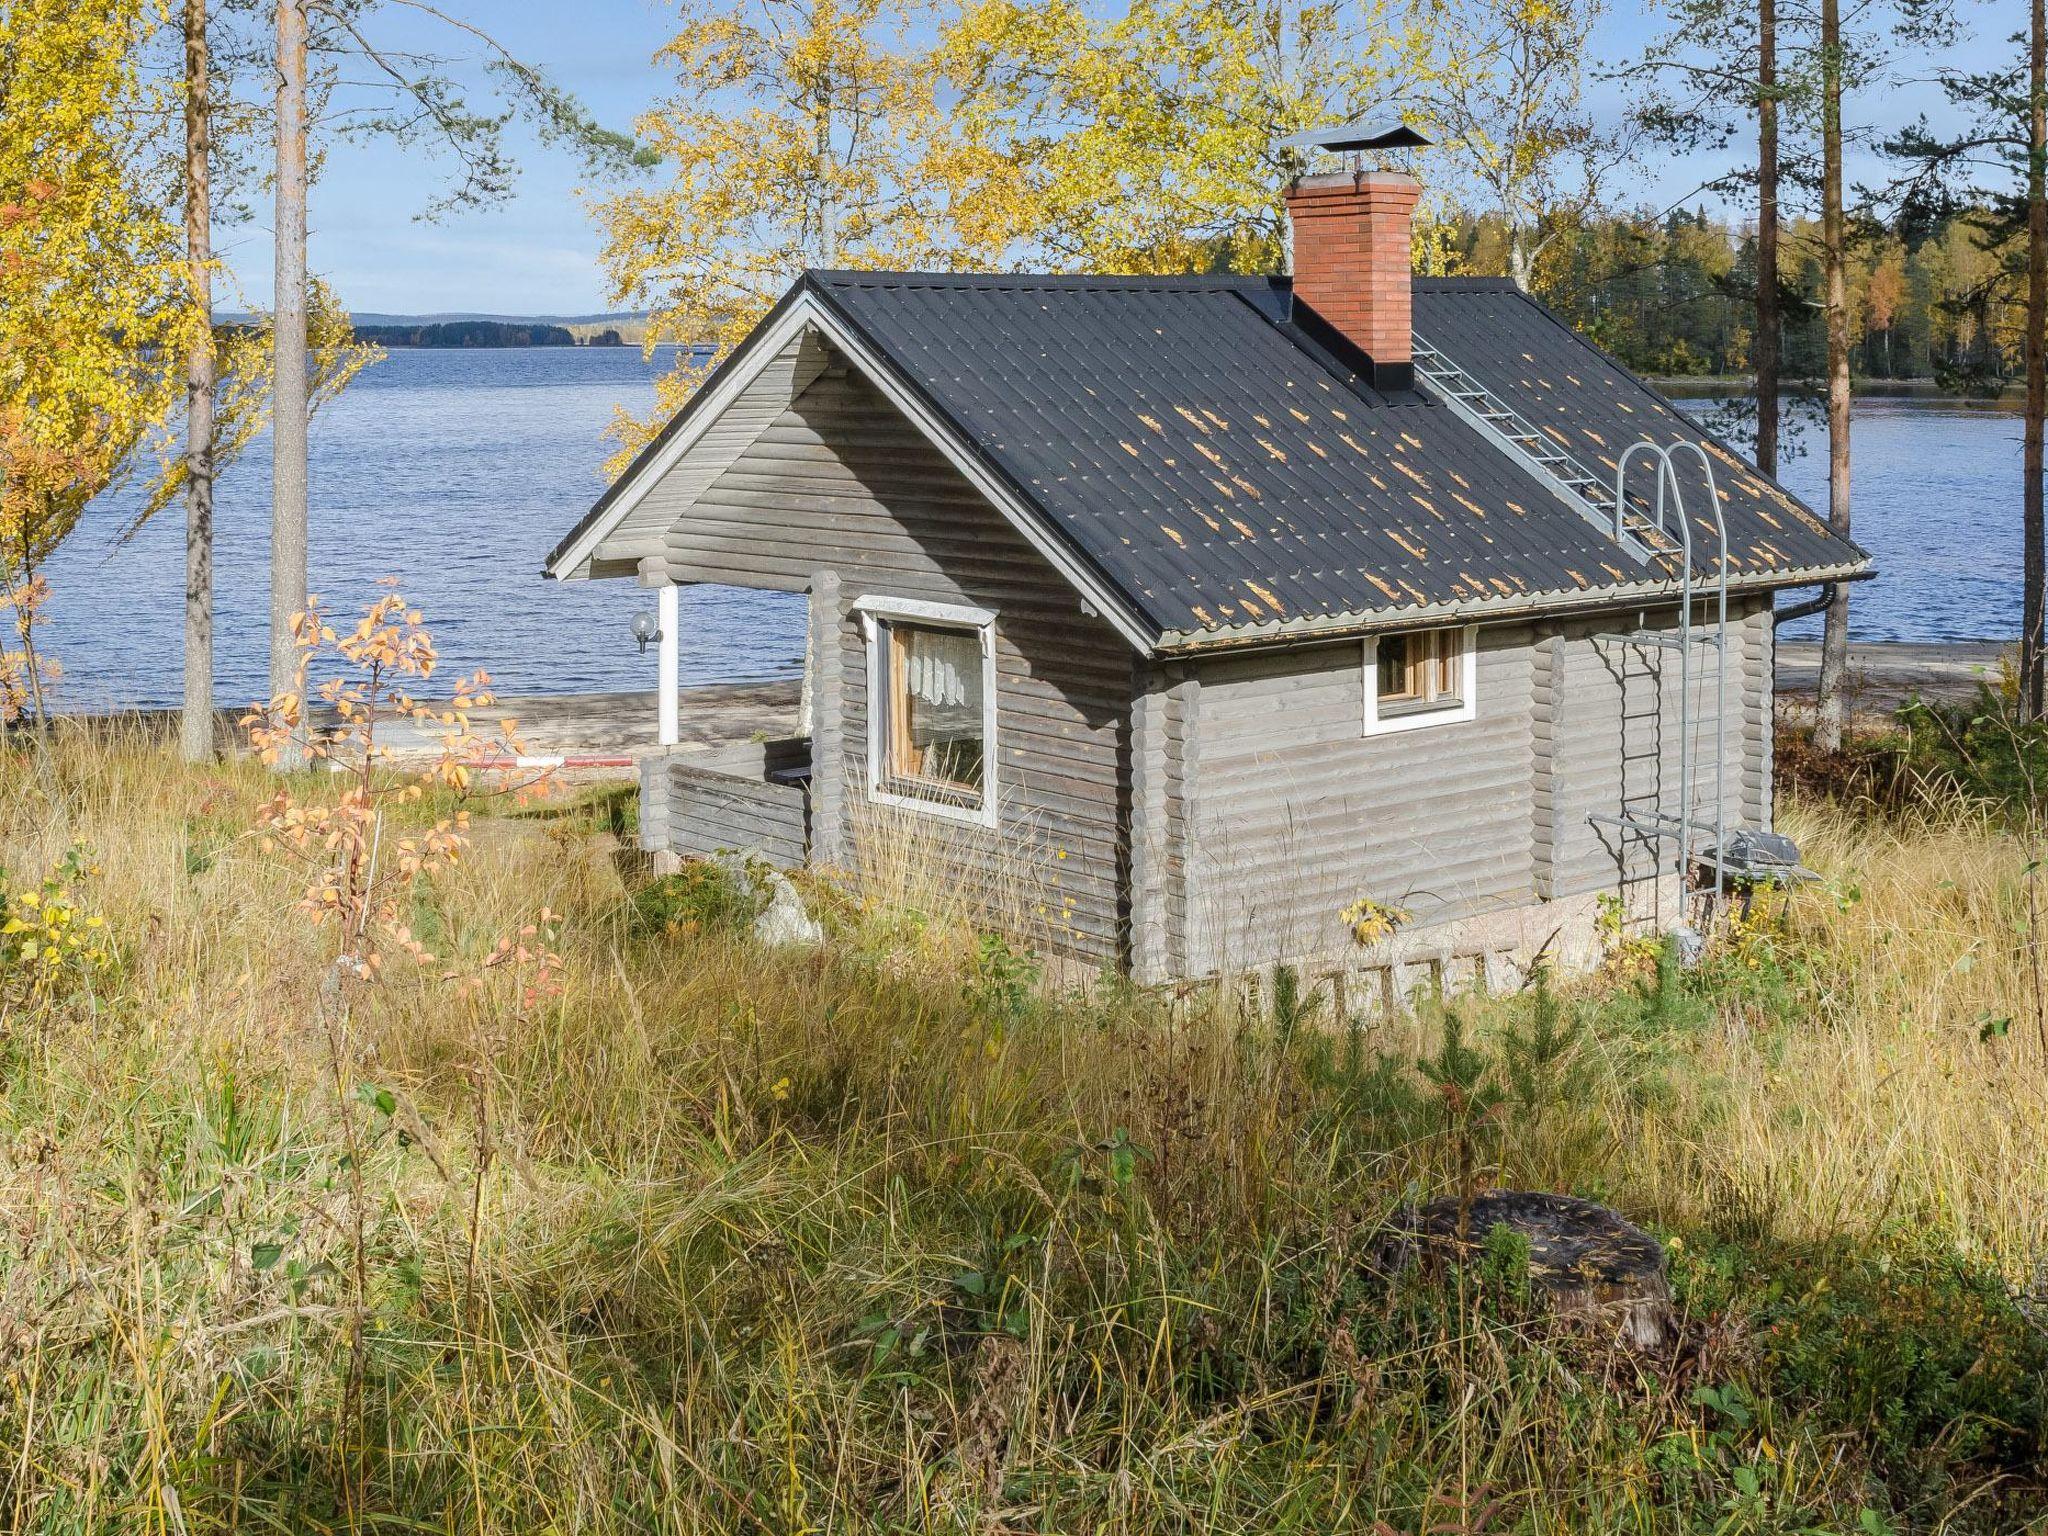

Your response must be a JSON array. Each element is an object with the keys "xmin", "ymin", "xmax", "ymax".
[{"xmin": 546, "ymin": 285, "xmax": 1158, "ymax": 653}]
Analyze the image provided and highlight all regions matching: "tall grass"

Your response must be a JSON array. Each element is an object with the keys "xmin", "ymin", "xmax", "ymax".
[{"xmin": 1, "ymin": 723, "xmax": 2045, "ymax": 1533}]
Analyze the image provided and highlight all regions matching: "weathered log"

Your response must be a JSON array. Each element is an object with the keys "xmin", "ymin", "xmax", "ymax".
[{"xmin": 1379, "ymin": 1190, "xmax": 1677, "ymax": 1352}]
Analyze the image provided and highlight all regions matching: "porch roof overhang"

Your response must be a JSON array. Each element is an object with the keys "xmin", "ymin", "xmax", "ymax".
[{"xmin": 542, "ymin": 280, "xmax": 1161, "ymax": 653}]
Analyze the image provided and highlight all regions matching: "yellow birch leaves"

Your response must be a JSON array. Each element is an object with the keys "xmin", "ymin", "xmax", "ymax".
[{"xmin": 0, "ymin": 0, "xmax": 199, "ymax": 576}]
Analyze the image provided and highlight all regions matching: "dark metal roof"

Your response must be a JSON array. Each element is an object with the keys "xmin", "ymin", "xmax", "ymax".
[
  {"xmin": 555, "ymin": 268, "xmax": 1869, "ymax": 650},
  {"xmin": 1411, "ymin": 278, "xmax": 1868, "ymax": 584},
  {"xmin": 811, "ymin": 271, "xmax": 1692, "ymax": 641}
]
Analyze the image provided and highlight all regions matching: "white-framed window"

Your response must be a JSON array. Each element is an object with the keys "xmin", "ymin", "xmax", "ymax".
[
  {"xmin": 856, "ymin": 595, "xmax": 999, "ymax": 827},
  {"xmin": 1363, "ymin": 625, "xmax": 1477, "ymax": 735}
]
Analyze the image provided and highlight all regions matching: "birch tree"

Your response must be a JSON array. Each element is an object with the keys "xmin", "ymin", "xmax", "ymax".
[
  {"xmin": 1417, "ymin": 0, "xmax": 1615, "ymax": 292},
  {"xmin": 594, "ymin": 0, "xmax": 1025, "ymax": 463},
  {"xmin": 0, "ymin": 0, "xmax": 200, "ymax": 726},
  {"xmin": 182, "ymin": 0, "xmax": 216, "ymax": 762},
  {"xmin": 129, "ymin": 0, "xmax": 366, "ymax": 760},
  {"xmin": 262, "ymin": 0, "xmax": 639, "ymax": 766},
  {"xmin": 271, "ymin": 0, "xmax": 309, "ymax": 766},
  {"xmin": 944, "ymin": 0, "xmax": 1420, "ymax": 277}
]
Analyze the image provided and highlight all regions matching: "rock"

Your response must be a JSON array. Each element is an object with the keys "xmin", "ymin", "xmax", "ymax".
[
  {"xmin": 1379, "ymin": 1190, "xmax": 1677, "ymax": 1353},
  {"xmin": 753, "ymin": 869, "xmax": 823, "ymax": 947}
]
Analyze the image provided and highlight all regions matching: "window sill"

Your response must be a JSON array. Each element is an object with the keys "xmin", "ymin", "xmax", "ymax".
[
  {"xmin": 1364, "ymin": 697, "xmax": 1476, "ymax": 736},
  {"xmin": 1376, "ymin": 696, "xmax": 1464, "ymax": 720},
  {"xmin": 867, "ymin": 782, "xmax": 997, "ymax": 829}
]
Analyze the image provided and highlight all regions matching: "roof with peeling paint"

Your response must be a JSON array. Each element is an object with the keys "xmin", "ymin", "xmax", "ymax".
[{"xmin": 802, "ymin": 271, "xmax": 1866, "ymax": 645}]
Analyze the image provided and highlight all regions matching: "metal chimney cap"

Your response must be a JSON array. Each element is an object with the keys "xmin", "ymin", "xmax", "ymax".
[{"xmin": 1275, "ymin": 117, "xmax": 1433, "ymax": 153}]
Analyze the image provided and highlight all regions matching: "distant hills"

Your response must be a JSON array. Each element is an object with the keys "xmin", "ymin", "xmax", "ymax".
[
  {"xmin": 349, "ymin": 310, "xmax": 654, "ymax": 348},
  {"xmin": 353, "ymin": 319, "xmax": 621, "ymax": 348},
  {"xmin": 221, "ymin": 309, "xmax": 659, "ymax": 348}
]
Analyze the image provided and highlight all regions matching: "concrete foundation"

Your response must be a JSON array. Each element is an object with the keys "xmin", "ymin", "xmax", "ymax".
[{"xmin": 1237, "ymin": 875, "xmax": 1686, "ymax": 1017}]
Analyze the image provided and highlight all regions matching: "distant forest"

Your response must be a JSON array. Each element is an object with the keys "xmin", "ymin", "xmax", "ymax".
[
  {"xmin": 1452, "ymin": 205, "xmax": 2022, "ymax": 390},
  {"xmin": 350, "ymin": 319, "xmax": 629, "ymax": 348},
  {"xmin": 350, "ymin": 204, "xmax": 2020, "ymax": 383}
]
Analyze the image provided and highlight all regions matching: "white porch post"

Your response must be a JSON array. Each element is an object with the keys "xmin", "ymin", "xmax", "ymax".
[{"xmin": 657, "ymin": 580, "xmax": 680, "ymax": 747}]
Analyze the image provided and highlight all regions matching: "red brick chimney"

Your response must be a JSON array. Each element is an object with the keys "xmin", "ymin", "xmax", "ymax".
[{"xmin": 1285, "ymin": 169, "xmax": 1422, "ymax": 391}]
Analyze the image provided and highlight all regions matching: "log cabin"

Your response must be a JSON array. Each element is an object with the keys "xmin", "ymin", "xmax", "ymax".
[{"xmin": 546, "ymin": 152, "xmax": 1870, "ymax": 991}]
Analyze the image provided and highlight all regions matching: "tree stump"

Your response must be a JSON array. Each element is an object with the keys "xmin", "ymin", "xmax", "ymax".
[{"xmin": 1379, "ymin": 1191, "xmax": 1677, "ymax": 1352}]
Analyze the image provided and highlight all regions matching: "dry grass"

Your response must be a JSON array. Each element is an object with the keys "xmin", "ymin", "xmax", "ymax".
[{"xmin": 2, "ymin": 723, "xmax": 2045, "ymax": 1533}]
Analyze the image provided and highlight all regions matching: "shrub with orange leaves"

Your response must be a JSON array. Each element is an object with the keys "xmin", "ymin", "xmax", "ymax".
[
  {"xmin": 0, "ymin": 573, "xmax": 61, "ymax": 726},
  {"xmin": 241, "ymin": 584, "xmax": 556, "ymax": 1444},
  {"xmin": 243, "ymin": 584, "xmax": 547, "ymax": 977}
]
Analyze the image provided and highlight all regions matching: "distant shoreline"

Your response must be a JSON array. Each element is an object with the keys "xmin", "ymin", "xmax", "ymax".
[
  {"xmin": 1653, "ymin": 374, "xmax": 2025, "ymax": 404},
  {"xmin": 352, "ymin": 318, "xmax": 653, "ymax": 349}
]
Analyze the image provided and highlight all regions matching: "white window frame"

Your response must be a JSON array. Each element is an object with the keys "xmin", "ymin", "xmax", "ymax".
[
  {"xmin": 855, "ymin": 594, "xmax": 1000, "ymax": 828},
  {"xmin": 1363, "ymin": 625, "xmax": 1478, "ymax": 736}
]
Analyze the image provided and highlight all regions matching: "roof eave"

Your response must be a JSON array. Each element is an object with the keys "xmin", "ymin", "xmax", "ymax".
[{"xmin": 1153, "ymin": 560, "xmax": 1874, "ymax": 654}]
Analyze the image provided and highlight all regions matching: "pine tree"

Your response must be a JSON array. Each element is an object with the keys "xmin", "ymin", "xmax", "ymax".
[{"xmin": 1888, "ymin": 3, "xmax": 2045, "ymax": 716}]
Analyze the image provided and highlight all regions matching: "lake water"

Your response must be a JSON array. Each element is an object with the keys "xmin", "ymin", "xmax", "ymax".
[
  {"xmin": 1714, "ymin": 397, "xmax": 2029, "ymax": 645},
  {"xmin": 40, "ymin": 347, "xmax": 809, "ymax": 713},
  {"xmin": 33, "ymin": 351, "xmax": 2034, "ymax": 711}
]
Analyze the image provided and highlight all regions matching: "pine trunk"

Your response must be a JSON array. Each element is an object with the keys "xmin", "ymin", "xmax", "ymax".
[
  {"xmin": 2023, "ymin": 0, "xmax": 2046, "ymax": 722},
  {"xmin": 181, "ymin": 0, "xmax": 215, "ymax": 763},
  {"xmin": 1754, "ymin": 0, "xmax": 1780, "ymax": 479},
  {"xmin": 270, "ymin": 0, "xmax": 309, "ymax": 769},
  {"xmin": 1812, "ymin": 0, "xmax": 1853, "ymax": 753}
]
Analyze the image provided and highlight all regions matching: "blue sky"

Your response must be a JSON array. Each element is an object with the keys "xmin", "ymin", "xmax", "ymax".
[{"xmin": 250, "ymin": 0, "xmax": 2014, "ymax": 317}]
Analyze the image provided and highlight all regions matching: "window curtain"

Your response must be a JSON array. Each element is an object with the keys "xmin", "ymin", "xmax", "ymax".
[
  {"xmin": 884, "ymin": 622, "xmax": 985, "ymax": 792},
  {"xmin": 903, "ymin": 630, "xmax": 975, "ymax": 709}
]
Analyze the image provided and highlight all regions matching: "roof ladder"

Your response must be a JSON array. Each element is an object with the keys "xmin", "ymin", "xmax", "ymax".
[
  {"xmin": 1410, "ymin": 335, "xmax": 1679, "ymax": 564},
  {"xmin": 1584, "ymin": 440, "xmax": 1735, "ymax": 910}
]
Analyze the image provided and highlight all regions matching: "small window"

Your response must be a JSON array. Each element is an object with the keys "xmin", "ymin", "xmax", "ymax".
[
  {"xmin": 859, "ymin": 597, "xmax": 998, "ymax": 825},
  {"xmin": 1365, "ymin": 626, "xmax": 1475, "ymax": 735}
]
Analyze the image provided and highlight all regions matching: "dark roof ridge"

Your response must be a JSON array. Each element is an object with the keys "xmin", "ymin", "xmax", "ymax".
[
  {"xmin": 809, "ymin": 268, "xmax": 1280, "ymax": 293},
  {"xmin": 1413, "ymin": 275, "xmax": 1522, "ymax": 291}
]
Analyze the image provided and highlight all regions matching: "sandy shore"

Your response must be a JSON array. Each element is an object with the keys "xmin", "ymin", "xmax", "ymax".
[
  {"xmin": 1773, "ymin": 638, "xmax": 2006, "ymax": 722},
  {"xmin": 85, "ymin": 680, "xmax": 803, "ymax": 773},
  {"xmin": 376, "ymin": 680, "xmax": 803, "ymax": 758}
]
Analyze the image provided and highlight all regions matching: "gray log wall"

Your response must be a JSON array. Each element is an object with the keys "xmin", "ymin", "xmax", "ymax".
[
  {"xmin": 626, "ymin": 326, "xmax": 1783, "ymax": 980},
  {"xmin": 663, "ymin": 739, "xmax": 812, "ymax": 870},
  {"xmin": 1180, "ymin": 624, "xmax": 1541, "ymax": 976},
  {"xmin": 1143, "ymin": 597, "xmax": 1775, "ymax": 977},
  {"xmin": 657, "ymin": 365, "xmax": 1134, "ymax": 963}
]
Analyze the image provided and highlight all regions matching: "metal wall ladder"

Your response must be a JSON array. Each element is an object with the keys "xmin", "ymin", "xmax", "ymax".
[
  {"xmin": 1582, "ymin": 440, "xmax": 1732, "ymax": 901},
  {"xmin": 1410, "ymin": 336, "xmax": 1681, "ymax": 563},
  {"xmin": 1409, "ymin": 334, "xmax": 1739, "ymax": 906}
]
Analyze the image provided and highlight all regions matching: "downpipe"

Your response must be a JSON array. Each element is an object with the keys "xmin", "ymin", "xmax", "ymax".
[{"xmin": 1773, "ymin": 582, "xmax": 1836, "ymax": 627}]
